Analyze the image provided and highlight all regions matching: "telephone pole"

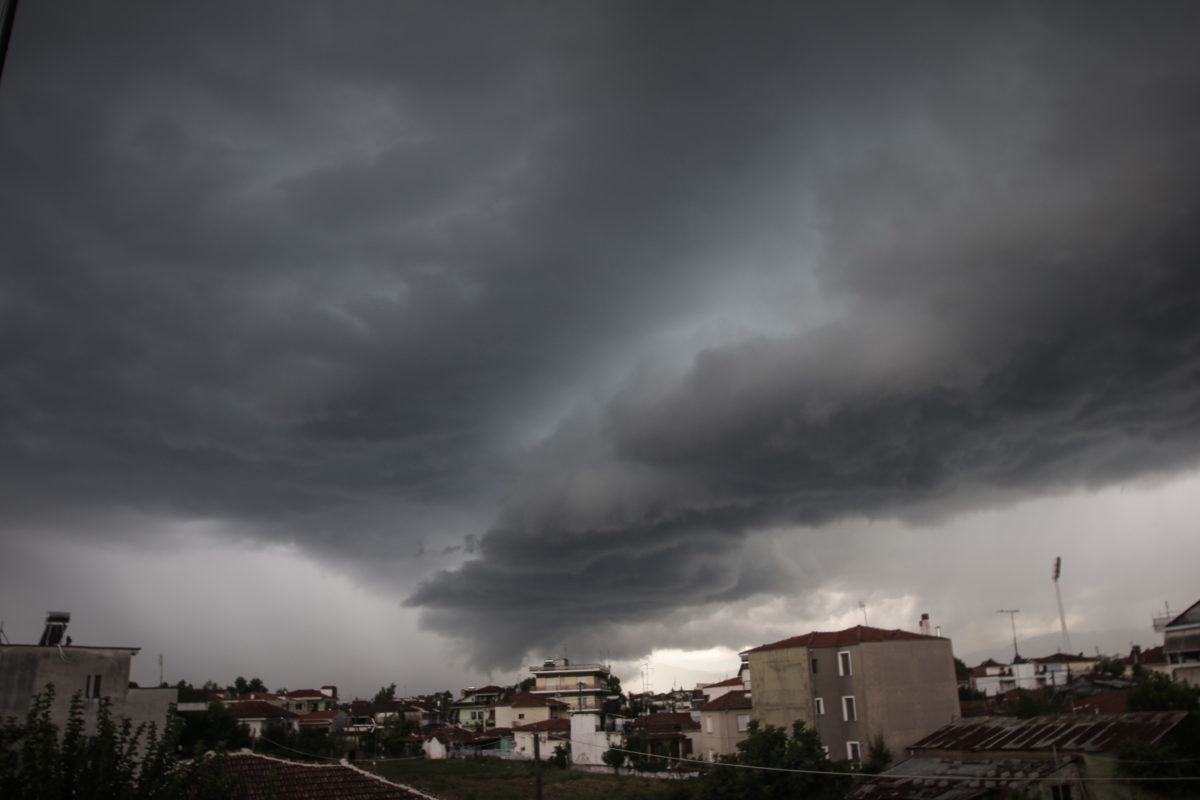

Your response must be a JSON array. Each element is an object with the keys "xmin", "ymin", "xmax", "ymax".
[{"xmin": 997, "ymin": 609, "xmax": 1021, "ymax": 661}]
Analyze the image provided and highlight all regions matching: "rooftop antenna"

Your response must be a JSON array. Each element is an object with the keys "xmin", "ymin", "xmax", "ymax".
[
  {"xmin": 997, "ymin": 609, "xmax": 1021, "ymax": 661},
  {"xmin": 858, "ymin": 601, "xmax": 868, "ymax": 626},
  {"xmin": 0, "ymin": 620, "xmax": 9, "ymax": 644},
  {"xmin": 1052, "ymin": 557, "xmax": 1072, "ymax": 653}
]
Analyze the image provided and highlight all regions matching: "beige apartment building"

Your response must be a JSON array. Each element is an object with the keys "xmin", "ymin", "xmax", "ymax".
[
  {"xmin": 527, "ymin": 658, "xmax": 611, "ymax": 711},
  {"xmin": 698, "ymin": 689, "xmax": 753, "ymax": 761},
  {"xmin": 744, "ymin": 621, "xmax": 958, "ymax": 763}
]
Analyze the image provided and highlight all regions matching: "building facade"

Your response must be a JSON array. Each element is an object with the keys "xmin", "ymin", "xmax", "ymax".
[
  {"xmin": 527, "ymin": 658, "xmax": 611, "ymax": 711},
  {"xmin": 0, "ymin": 613, "xmax": 175, "ymax": 736},
  {"xmin": 745, "ymin": 623, "xmax": 958, "ymax": 762},
  {"xmin": 1160, "ymin": 598, "xmax": 1200, "ymax": 686}
]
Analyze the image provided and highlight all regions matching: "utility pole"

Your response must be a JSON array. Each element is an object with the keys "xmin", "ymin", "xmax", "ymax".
[
  {"xmin": 997, "ymin": 609, "xmax": 1021, "ymax": 661},
  {"xmin": 0, "ymin": 0, "xmax": 19, "ymax": 86},
  {"xmin": 1052, "ymin": 557, "xmax": 1071, "ymax": 653},
  {"xmin": 533, "ymin": 733, "xmax": 542, "ymax": 800}
]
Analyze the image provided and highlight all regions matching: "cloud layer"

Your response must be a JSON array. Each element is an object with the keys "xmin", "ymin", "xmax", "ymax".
[{"xmin": 2, "ymin": 2, "xmax": 1199, "ymax": 675}]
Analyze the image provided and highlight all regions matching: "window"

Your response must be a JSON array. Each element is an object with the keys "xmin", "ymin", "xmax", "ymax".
[
  {"xmin": 1050, "ymin": 786, "xmax": 1073, "ymax": 800},
  {"xmin": 736, "ymin": 714, "xmax": 750, "ymax": 732},
  {"xmin": 814, "ymin": 697, "xmax": 825, "ymax": 716},
  {"xmin": 838, "ymin": 651, "xmax": 852, "ymax": 676},
  {"xmin": 85, "ymin": 674, "xmax": 102, "ymax": 699},
  {"xmin": 706, "ymin": 715, "xmax": 713, "ymax": 733},
  {"xmin": 518, "ymin": 713, "xmax": 525, "ymax": 720},
  {"xmin": 811, "ymin": 657, "xmax": 819, "ymax": 674},
  {"xmin": 842, "ymin": 696, "xmax": 857, "ymax": 722},
  {"xmin": 847, "ymin": 741, "xmax": 861, "ymax": 763}
]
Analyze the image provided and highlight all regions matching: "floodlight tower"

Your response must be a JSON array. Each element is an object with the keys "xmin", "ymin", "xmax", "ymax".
[
  {"xmin": 1053, "ymin": 557, "xmax": 1071, "ymax": 654},
  {"xmin": 997, "ymin": 609, "xmax": 1021, "ymax": 661}
]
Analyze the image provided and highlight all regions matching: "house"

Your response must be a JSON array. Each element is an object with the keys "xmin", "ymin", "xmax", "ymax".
[
  {"xmin": 280, "ymin": 687, "xmax": 337, "ymax": 713},
  {"xmin": 630, "ymin": 711, "xmax": 701, "ymax": 763},
  {"xmin": 698, "ymin": 689, "xmax": 753, "ymax": 761},
  {"xmin": 1159, "ymin": 598, "xmax": 1200, "ymax": 686},
  {"xmin": 969, "ymin": 652, "xmax": 1095, "ymax": 698},
  {"xmin": 527, "ymin": 658, "xmax": 612, "ymax": 711},
  {"xmin": 567, "ymin": 710, "xmax": 626, "ymax": 771},
  {"xmin": 743, "ymin": 620, "xmax": 958, "ymax": 763},
  {"xmin": 298, "ymin": 709, "xmax": 348, "ymax": 732},
  {"xmin": 490, "ymin": 690, "xmax": 569, "ymax": 729},
  {"xmin": 511, "ymin": 718, "xmax": 571, "ymax": 759},
  {"xmin": 229, "ymin": 700, "xmax": 300, "ymax": 739},
  {"xmin": 700, "ymin": 676, "xmax": 745, "ymax": 702},
  {"xmin": 1124, "ymin": 644, "xmax": 1169, "ymax": 678},
  {"xmin": 0, "ymin": 612, "xmax": 176, "ymax": 736},
  {"xmin": 450, "ymin": 685, "xmax": 507, "ymax": 728},
  {"xmin": 849, "ymin": 710, "xmax": 1189, "ymax": 800}
]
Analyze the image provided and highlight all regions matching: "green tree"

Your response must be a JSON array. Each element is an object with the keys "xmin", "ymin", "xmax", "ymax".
[
  {"xmin": 861, "ymin": 733, "xmax": 893, "ymax": 774},
  {"xmin": 373, "ymin": 683, "xmax": 397, "ymax": 703},
  {"xmin": 953, "ymin": 657, "xmax": 972, "ymax": 682},
  {"xmin": 0, "ymin": 684, "xmax": 236, "ymax": 799},
  {"xmin": 518, "ymin": 676, "xmax": 536, "ymax": 692},
  {"xmin": 694, "ymin": 720, "xmax": 851, "ymax": 800},
  {"xmin": 1126, "ymin": 672, "xmax": 1200, "ymax": 713},
  {"xmin": 178, "ymin": 702, "xmax": 253, "ymax": 756}
]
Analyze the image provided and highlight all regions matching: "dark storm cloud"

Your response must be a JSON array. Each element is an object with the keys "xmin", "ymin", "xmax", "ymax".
[
  {"xmin": 2, "ymin": 3, "xmax": 1199, "ymax": 665},
  {"xmin": 409, "ymin": 4, "xmax": 1200, "ymax": 665}
]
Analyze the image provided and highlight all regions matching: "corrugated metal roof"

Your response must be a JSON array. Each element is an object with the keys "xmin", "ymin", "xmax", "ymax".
[
  {"xmin": 847, "ymin": 756, "xmax": 1070, "ymax": 800},
  {"xmin": 909, "ymin": 711, "xmax": 1186, "ymax": 753}
]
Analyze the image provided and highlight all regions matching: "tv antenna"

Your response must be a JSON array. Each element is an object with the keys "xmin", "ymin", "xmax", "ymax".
[{"xmin": 858, "ymin": 601, "xmax": 868, "ymax": 626}]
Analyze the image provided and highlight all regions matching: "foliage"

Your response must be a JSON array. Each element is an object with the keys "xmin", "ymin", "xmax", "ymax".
[
  {"xmin": 1092, "ymin": 656, "xmax": 1125, "ymax": 677},
  {"xmin": 691, "ymin": 720, "xmax": 851, "ymax": 800},
  {"xmin": 953, "ymin": 657, "xmax": 972, "ymax": 682},
  {"xmin": 0, "ymin": 684, "xmax": 236, "ymax": 799},
  {"xmin": 1116, "ymin": 734, "xmax": 1200, "ymax": 797},
  {"xmin": 254, "ymin": 720, "xmax": 341, "ymax": 761},
  {"xmin": 518, "ymin": 676, "xmax": 537, "ymax": 693},
  {"xmin": 602, "ymin": 745, "xmax": 626, "ymax": 773},
  {"xmin": 861, "ymin": 733, "xmax": 893, "ymax": 774},
  {"xmin": 1125, "ymin": 672, "xmax": 1200, "ymax": 713},
  {"xmin": 958, "ymin": 685, "xmax": 986, "ymax": 701},
  {"xmin": 228, "ymin": 677, "xmax": 267, "ymax": 696},
  {"xmin": 1006, "ymin": 688, "xmax": 1052, "ymax": 718},
  {"xmin": 551, "ymin": 742, "xmax": 571, "ymax": 769},
  {"xmin": 177, "ymin": 702, "xmax": 253, "ymax": 756},
  {"xmin": 373, "ymin": 683, "xmax": 397, "ymax": 703}
]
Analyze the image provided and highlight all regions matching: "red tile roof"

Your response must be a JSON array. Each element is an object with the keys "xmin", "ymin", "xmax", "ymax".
[
  {"xmin": 284, "ymin": 689, "xmax": 329, "ymax": 698},
  {"xmin": 703, "ymin": 677, "xmax": 744, "ymax": 690},
  {"xmin": 298, "ymin": 710, "xmax": 344, "ymax": 725},
  {"xmin": 1068, "ymin": 690, "xmax": 1129, "ymax": 715},
  {"xmin": 230, "ymin": 701, "xmax": 299, "ymax": 720},
  {"xmin": 511, "ymin": 718, "xmax": 571, "ymax": 733},
  {"xmin": 745, "ymin": 625, "xmax": 940, "ymax": 653},
  {"xmin": 910, "ymin": 711, "xmax": 1187, "ymax": 753},
  {"xmin": 209, "ymin": 752, "xmax": 429, "ymax": 799},
  {"xmin": 1030, "ymin": 652, "xmax": 1097, "ymax": 664},
  {"xmin": 700, "ymin": 690, "xmax": 752, "ymax": 711}
]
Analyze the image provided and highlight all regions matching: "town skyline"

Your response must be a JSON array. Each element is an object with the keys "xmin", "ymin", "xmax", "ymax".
[{"xmin": 2, "ymin": 3, "xmax": 1200, "ymax": 701}]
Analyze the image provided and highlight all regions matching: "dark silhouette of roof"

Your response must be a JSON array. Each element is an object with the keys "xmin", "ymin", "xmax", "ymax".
[{"xmin": 210, "ymin": 752, "xmax": 428, "ymax": 799}]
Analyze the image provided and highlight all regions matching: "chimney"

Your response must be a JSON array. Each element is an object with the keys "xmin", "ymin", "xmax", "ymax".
[
  {"xmin": 918, "ymin": 613, "xmax": 931, "ymax": 637},
  {"xmin": 38, "ymin": 611, "xmax": 70, "ymax": 646}
]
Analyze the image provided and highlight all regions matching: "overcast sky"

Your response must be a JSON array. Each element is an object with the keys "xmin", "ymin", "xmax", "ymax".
[{"xmin": 2, "ymin": 2, "xmax": 1199, "ymax": 698}]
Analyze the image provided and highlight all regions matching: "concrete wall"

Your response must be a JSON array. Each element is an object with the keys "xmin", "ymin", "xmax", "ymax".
[
  {"xmin": 809, "ymin": 644, "xmax": 864, "ymax": 761},
  {"xmin": 495, "ymin": 703, "xmax": 553, "ymax": 730},
  {"xmin": 747, "ymin": 646, "xmax": 815, "ymax": 732},
  {"xmin": 698, "ymin": 708, "xmax": 749, "ymax": 761},
  {"xmin": 569, "ymin": 711, "xmax": 622, "ymax": 768},
  {"xmin": 858, "ymin": 638, "xmax": 959, "ymax": 758},
  {"xmin": 0, "ymin": 645, "xmax": 172, "ymax": 736}
]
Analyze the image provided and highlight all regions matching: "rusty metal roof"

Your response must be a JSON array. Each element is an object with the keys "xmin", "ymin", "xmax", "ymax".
[
  {"xmin": 909, "ymin": 711, "xmax": 1187, "ymax": 753},
  {"xmin": 847, "ymin": 756, "xmax": 1071, "ymax": 800}
]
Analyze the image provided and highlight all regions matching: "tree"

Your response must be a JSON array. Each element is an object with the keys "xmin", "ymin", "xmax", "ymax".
[
  {"xmin": 694, "ymin": 720, "xmax": 851, "ymax": 800},
  {"xmin": 953, "ymin": 657, "xmax": 972, "ymax": 683},
  {"xmin": 373, "ymin": 683, "xmax": 397, "ymax": 703},
  {"xmin": 178, "ymin": 702, "xmax": 253, "ymax": 756},
  {"xmin": 518, "ymin": 676, "xmax": 536, "ymax": 693},
  {"xmin": 861, "ymin": 733, "xmax": 893, "ymax": 774},
  {"xmin": 0, "ymin": 684, "xmax": 235, "ymax": 799},
  {"xmin": 1126, "ymin": 672, "xmax": 1200, "ymax": 713}
]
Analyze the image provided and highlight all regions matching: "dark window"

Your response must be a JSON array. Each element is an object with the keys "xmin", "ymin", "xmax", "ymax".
[{"xmin": 811, "ymin": 658, "xmax": 818, "ymax": 674}]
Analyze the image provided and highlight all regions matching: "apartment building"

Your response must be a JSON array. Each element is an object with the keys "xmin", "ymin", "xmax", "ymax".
[{"xmin": 744, "ymin": 620, "xmax": 958, "ymax": 763}]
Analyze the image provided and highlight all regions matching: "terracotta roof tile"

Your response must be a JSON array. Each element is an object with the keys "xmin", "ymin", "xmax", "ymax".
[
  {"xmin": 744, "ymin": 625, "xmax": 940, "ymax": 653},
  {"xmin": 700, "ymin": 690, "xmax": 752, "ymax": 711},
  {"xmin": 511, "ymin": 718, "xmax": 571, "ymax": 732},
  {"xmin": 210, "ymin": 752, "xmax": 428, "ymax": 799},
  {"xmin": 230, "ymin": 701, "xmax": 299, "ymax": 720}
]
